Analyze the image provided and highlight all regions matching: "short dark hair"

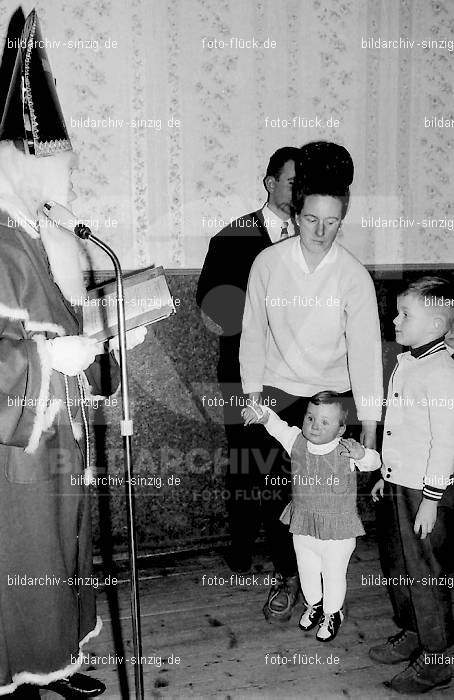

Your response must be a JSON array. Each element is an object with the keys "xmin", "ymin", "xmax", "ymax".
[
  {"xmin": 265, "ymin": 147, "xmax": 300, "ymax": 179},
  {"xmin": 400, "ymin": 276, "xmax": 454, "ymax": 300},
  {"xmin": 399, "ymin": 276, "xmax": 454, "ymax": 330},
  {"xmin": 308, "ymin": 390, "xmax": 348, "ymax": 425}
]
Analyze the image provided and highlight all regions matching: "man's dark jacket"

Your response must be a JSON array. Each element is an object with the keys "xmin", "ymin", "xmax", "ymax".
[{"xmin": 196, "ymin": 210, "xmax": 272, "ymax": 384}]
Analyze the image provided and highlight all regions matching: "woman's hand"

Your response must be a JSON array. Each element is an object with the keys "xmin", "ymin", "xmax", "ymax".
[
  {"xmin": 371, "ymin": 478, "xmax": 384, "ymax": 502},
  {"xmin": 339, "ymin": 437, "xmax": 365, "ymax": 461},
  {"xmin": 360, "ymin": 420, "xmax": 377, "ymax": 449},
  {"xmin": 414, "ymin": 498, "xmax": 438, "ymax": 539},
  {"xmin": 247, "ymin": 392, "xmax": 262, "ymax": 408},
  {"xmin": 241, "ymin": 405, "xmax": 268, "ymax": 426}
]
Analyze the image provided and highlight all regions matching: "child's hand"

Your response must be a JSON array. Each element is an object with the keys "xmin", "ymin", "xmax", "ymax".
[
  {"xmin": 371, "ymin": 478, "xmax": 384, "ymax": 502},
  {"xmin": 241, "ymin": 404, "xmax": 268, "ymax": 426},
  {"xmin": 339, "ymin": 438, "xmax": 365, "ymax": 461},
  {"xmin": 414, "ymin": 498, "xmax": 438, "ymax": 539}
]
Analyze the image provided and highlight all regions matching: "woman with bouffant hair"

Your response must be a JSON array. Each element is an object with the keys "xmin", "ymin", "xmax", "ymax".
[{"xmin": 239, "ymin": 141, "xmax": 383, "ymax": 624}]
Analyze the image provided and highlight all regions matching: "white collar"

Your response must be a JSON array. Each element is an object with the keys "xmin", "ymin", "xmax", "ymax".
[
  {"xmin": 262, "ymin": 203, "xmax": 289, "ymax": 226},
  {"xmin": 307, "ymin": 435, "xmax": 341, "ymax": 454},
  {"xmin": 262, "ymin": 203, "xmax": 294, "ymax": 240},
  {"xmin": 292, "ymin": 238, "xmax": 338, "ymax": 273}
]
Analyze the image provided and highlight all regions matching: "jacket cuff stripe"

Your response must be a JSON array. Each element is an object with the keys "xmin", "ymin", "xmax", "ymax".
[{"xmin": 422, "ymin": 485, "xmax": 445, "ymax": 500}]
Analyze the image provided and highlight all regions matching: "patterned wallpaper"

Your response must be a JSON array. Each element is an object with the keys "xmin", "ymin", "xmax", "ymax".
[{"xmin": 0, "ymin": 0, "xmax": 452, "ymax": 269}]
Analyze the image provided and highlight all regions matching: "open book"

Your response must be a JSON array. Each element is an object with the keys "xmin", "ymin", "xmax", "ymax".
[{"xmin": 82, "ymin": 266, "xmax": 176, "ymax": 341}]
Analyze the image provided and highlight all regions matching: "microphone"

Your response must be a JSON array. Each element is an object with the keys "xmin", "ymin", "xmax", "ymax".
[
  {"xmin": 44, "ymin": 203, "xmax": 143, "ymax": 693},
  {"xmin": 42, "ymin": 201, "xmax": 92, "ymax": 239}
]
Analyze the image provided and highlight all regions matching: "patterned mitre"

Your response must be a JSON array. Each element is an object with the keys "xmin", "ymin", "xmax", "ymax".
[{"xmin": 0, "ymin": 8, "xmax": 72, "ymax": 156}]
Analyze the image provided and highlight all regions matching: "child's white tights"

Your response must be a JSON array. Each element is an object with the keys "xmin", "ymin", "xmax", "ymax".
[{"xmin": 293, "ymin": 534, "xmax": 356, "ymax": 614}]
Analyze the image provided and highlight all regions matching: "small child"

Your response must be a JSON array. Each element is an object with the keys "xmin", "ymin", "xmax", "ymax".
[
  {"xmin": 370, "ymin": 276, "xmax": 454, "ymax": 695},
  {"xmin": 242, "ymin": 390, "xmax": 380, "ymax": 642}
]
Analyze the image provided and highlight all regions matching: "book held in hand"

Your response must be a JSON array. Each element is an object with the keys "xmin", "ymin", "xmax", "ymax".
[{"xmin": 82, "ymin": 266, "xmax": 176, "ymax": 341}]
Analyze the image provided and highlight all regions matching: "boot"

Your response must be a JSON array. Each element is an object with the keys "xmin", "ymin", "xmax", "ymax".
[
  {"xmin": 369, "ymin": 629, "xmax": 420, "ymax": 665},
  {"xmin": 389, "ymin": 650, "xmax": 451, "ymax": 694},
  {"xmin": 44, "ymin": 673, "xmax": 106, "ymax": 698},
  {"xmin": 10, "ymin": 685, "xmax": 41, "ymax": 699},
  {"xmin": 316, "ymin": 610, "xmax": 344, "ymax": 642},
  {"xmin": 263, "ymin": 572, "xmax": 299, "ymax": 622}
]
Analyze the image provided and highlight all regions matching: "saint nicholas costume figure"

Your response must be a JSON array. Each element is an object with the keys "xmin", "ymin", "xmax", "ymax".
[{"xmin": 0, "ymin": 10, "xmax": 126, "ymax": 699}]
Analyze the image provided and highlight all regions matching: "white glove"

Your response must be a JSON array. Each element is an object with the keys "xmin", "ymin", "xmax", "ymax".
[
  {"xmin": 47, "ymin": 336, "xmax": 102, "ymax": 376},
  {"xmin": 108, "ymin": 326, "xmax": 148, "ymax": 353}
]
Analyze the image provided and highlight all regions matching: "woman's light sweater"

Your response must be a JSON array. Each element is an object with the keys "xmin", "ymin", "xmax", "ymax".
[{"xmin": 239, "ymin": 237, "xmax": 383, "ymax": 421}]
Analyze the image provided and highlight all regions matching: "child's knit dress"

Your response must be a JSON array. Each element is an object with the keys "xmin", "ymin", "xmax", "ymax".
[{"xmin": 280, "ymin": 433, "xmax": 365, "ymax": 540}]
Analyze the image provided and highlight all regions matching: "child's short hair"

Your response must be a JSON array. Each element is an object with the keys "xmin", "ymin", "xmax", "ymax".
[
  {"xmin": 308, "ymin": 390, "xmax": 348, "ymax": 425},
  {"xmin": 399, "ymin": 276, "xmax": 454, "ymax": 332}
]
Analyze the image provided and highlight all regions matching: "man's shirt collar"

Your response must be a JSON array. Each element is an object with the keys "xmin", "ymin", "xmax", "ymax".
[{"xmin": 262, "ymin": 204, "xmax": 295, "ymax": 243}]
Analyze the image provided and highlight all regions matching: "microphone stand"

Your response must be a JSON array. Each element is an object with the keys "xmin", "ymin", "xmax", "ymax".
[{"xmin": 75, "ymin": 224, "xmax": 144, "ymax": 700}]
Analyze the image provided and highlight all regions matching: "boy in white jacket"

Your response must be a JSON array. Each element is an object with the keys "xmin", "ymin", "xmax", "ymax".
[{"xmin": 370, "ymin": 276, "xmax": 454, "ymax": 695}]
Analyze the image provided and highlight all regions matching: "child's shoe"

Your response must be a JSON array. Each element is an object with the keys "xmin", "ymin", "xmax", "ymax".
[
  {"xmin": 316, "ymin": 610, "xmax": 344, "ymax": 642},
  {"xmin": 369, "ymin": 629, "xmax": 420, "ymax": 665},
  {"xmin": 298, "ymin": 599, "xmax": 323, "ymax": 631}
]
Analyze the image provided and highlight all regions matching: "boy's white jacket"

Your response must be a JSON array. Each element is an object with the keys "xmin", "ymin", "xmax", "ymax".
[
  {"xmin": 381, "ymin": 348, "xmax": 454, "ymax": 500},
  {"xmin": 258, "ymin": 405, "xmax": 381, "ymax": 472}
]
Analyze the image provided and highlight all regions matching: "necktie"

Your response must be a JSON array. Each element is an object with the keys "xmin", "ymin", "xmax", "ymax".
[{"xmin": 280, "ymin": 221, "xmax": 289, "ymax": 240}]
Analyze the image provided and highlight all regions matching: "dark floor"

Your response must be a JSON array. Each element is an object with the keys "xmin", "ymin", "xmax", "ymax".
[{"xmin": 35, "ymin": 536, "xmax": 454, "ymax": 699}]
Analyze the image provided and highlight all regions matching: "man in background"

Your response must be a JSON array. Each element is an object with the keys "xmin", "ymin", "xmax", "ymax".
[{"xmin": 196, "ymin": 147, "xmax": 300, "ymax": 584}]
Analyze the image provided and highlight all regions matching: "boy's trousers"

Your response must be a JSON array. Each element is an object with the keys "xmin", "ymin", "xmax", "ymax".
[{"xmin": 377, "ymin": 481, "xmax": 454, "ymax": 651}]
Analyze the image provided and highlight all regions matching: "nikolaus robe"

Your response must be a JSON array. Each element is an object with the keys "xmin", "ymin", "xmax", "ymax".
[{"xmin": 0, "ymin": 210, "xmax": 120, "ymax": 693}]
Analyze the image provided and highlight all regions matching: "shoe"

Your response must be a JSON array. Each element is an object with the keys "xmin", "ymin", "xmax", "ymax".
[
  {"xmin": 298, "ymin": 599, "xmax": 323, "ymax": 631},
  {"xmin": 388, "ymin": 650, "xmax": 451, "ymax": 694},
  {"xmin": 263, "ymin": 572, "xmax": 299, "ymax": 622},
  {"xmin": 316, "ymin": 610, "xmax": 344, "ymax": 642},
  {"xmin": 369, "ymin": 629, "xmax": 420, "ymax": 665},
  {"xmin": 11, "ymin": 685, "xmax": 41, "ymax": 699},
  {"xmin": 45, "ymin": 673, "xmax": 106, "ymax": 698}
]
